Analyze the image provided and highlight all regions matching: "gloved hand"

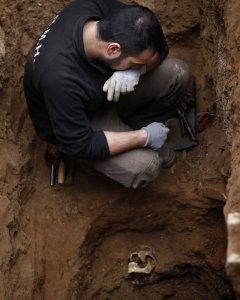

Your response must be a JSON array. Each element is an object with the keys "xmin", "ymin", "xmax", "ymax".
[
  {"xmin": 142, "ymin": 122, "xmax": 169, "ymax": 150},
  {"xmin": 103, "ymin": 66, "xmax": 146, "ymax": 102}
]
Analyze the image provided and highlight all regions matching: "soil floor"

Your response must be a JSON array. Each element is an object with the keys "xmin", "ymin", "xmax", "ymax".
[{"xmin": 0, "ymin": 0, "xmax": 238, "ymax": 299}]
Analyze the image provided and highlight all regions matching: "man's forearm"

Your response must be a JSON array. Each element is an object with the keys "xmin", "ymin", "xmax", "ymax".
[{"xmin": 104, "ymin": 130, "xmax": 147, "ymax": 155}]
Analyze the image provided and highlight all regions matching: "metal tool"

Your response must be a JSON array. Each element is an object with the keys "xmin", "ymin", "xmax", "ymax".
[
  {"xmin": 177, "ymin": 107, "xmax": 197, "ymax": 145},
  {"xmin": 55, "ymin": 158, "xmax": 74, "ymax": 186},
  {"xmin": 57, "ymin": 159, "xmax": 66, "ymax": 185},
  {"xmin": 50, "ymin": 164, "xmax": 57, "ymax": 186},
  {"xmin": 46, "ymin": 144, "xmax": 75, "ymax": 186},
  {"xmin": 198, "ymin": 101, "xmax": 217, "ymax": 132}
]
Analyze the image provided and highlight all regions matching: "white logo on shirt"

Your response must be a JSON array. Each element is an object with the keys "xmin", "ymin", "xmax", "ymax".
[{"xmin": 33, "ymin": 15, "xmax": 59, "ymax": 63}]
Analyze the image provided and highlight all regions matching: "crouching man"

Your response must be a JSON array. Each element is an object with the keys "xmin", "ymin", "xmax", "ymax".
[{"xmin": 23, "ymin": 0, "xmax": 191, "ymax": 188}]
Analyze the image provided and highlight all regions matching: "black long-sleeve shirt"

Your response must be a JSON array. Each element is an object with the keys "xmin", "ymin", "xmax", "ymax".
[
  {"xmin": 24, "ymin": 0, "xmax": 125, "ymax": 159},
  {"xmin": 23, "ymin": 0, "xmax": 168, "ymax": 159}
]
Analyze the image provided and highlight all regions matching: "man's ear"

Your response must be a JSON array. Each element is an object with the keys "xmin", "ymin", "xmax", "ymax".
[{"xmin": 106, "ymin": 43, "xmax": 122, "ymax": 58}]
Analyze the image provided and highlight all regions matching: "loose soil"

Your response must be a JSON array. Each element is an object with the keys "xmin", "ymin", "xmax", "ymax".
[{"xmin": 0, "ymin": 0, "xmax": 238, "ymax": 299}]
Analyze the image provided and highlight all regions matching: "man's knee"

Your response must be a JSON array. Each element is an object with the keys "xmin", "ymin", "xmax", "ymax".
[
  {"xmin": 136, "ymin": 58, "xmax": 191, "ymax": 103},
  {"xmin": 94, "ymin": 149, "xmax": 161, "ymax": 189},
  {"xmin": 161, "ymin": 58, "xmax": 190, "ymax": 92},
  {"xmin": 149, "ymin": 58, "xmax": 191, "ymax": 113},
  {"xmin": 147, "ymin": 58, "xmax": 191, "ymax": 113}
]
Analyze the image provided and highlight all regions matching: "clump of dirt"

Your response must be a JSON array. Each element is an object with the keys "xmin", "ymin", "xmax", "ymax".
[{"xmin": 0, "ymin": 0, "xmax": 239, "ymax": 299}]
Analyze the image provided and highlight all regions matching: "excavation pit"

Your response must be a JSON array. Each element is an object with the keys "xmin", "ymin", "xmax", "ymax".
[
  {"xmin": 0, "ymin": 0, "xmax": 239, "ymax": 299},
  {"xmin": 68, "ymin": 189, "xmax": 234, "ymax": 299}
]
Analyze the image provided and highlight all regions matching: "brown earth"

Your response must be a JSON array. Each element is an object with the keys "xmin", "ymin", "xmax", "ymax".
[{"xmin": 0, "ymin": 0, "xmax": 239, "ymax": 299}]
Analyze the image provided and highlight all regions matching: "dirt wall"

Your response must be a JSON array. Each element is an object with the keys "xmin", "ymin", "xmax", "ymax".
[{"xmin": 0, "ymin": 0, "xmax": 239, "ymax": 298}]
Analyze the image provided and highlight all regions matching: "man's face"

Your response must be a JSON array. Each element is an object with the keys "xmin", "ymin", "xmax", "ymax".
[{"xmin": 103, "ymin": 48, "xmax": 158, "ymax": 71}]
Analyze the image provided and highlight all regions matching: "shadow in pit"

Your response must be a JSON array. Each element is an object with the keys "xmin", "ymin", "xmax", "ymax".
[{"xmin": 66, "ymin": 190, "xmax": 235, "ymax": 300}]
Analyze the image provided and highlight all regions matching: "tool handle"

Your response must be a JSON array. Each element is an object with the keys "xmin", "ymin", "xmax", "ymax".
[{"xmin": 177, "ymin": 108, "xmax": 197, "ymax": 143}]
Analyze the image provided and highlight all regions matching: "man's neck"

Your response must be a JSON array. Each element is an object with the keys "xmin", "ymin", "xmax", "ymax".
[{"xmin": 83, "ymin": 20, "xmax": 102, "ymax": 59}]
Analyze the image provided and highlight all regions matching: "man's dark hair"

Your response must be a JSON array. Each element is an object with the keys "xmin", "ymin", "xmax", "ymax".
[{"xmin": 97, "ymin": 5, "xmax": 168, "ymax": 60}]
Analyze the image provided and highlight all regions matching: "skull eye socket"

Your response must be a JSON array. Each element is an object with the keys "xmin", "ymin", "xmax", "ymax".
[
  {"xmin": 129, "ymin": 253, "xmax": 155, "ymax": 268},
  {"xmin": 145, "ymin": 255, "xmax": 155, "ymax": 262},
  {"xmin": 131, "ymin": 253, "xmax": 142, "ymax": 264}
]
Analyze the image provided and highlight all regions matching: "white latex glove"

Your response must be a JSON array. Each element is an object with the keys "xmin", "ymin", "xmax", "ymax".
[
  {"xmin": 103, "ymin": 65, "xmax": 146, "ymax": 102},
  {"xmin": 142, "ymin": 122, "xmax": 169, "ymax": 150}
]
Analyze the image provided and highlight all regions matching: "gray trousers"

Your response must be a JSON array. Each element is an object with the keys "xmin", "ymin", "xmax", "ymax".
[{"xmin": 91, "ymin": 59, "xmax": 190, "ymax": 188}]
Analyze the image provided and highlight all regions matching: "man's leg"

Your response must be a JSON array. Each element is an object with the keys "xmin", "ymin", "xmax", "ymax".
[
  {"xmin": 91, "ymin": 103, "xmax": 161, "ymax": 189},
  {"xmin": 92, "ymin": 58, "xmax": 191, "ymax": 189},
  {"xmin": 117, "ymin": 58, "xmax": 191, "ymax": 128}
]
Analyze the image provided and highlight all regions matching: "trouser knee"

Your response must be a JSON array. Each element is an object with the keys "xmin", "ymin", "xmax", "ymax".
[
  {"xmin": 94, "ymin": 149, "xmax": 161, "ymax": 189},
  {"xmin": 161, "ymin": 58, "xmax": 190, "ymax": 99}
]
